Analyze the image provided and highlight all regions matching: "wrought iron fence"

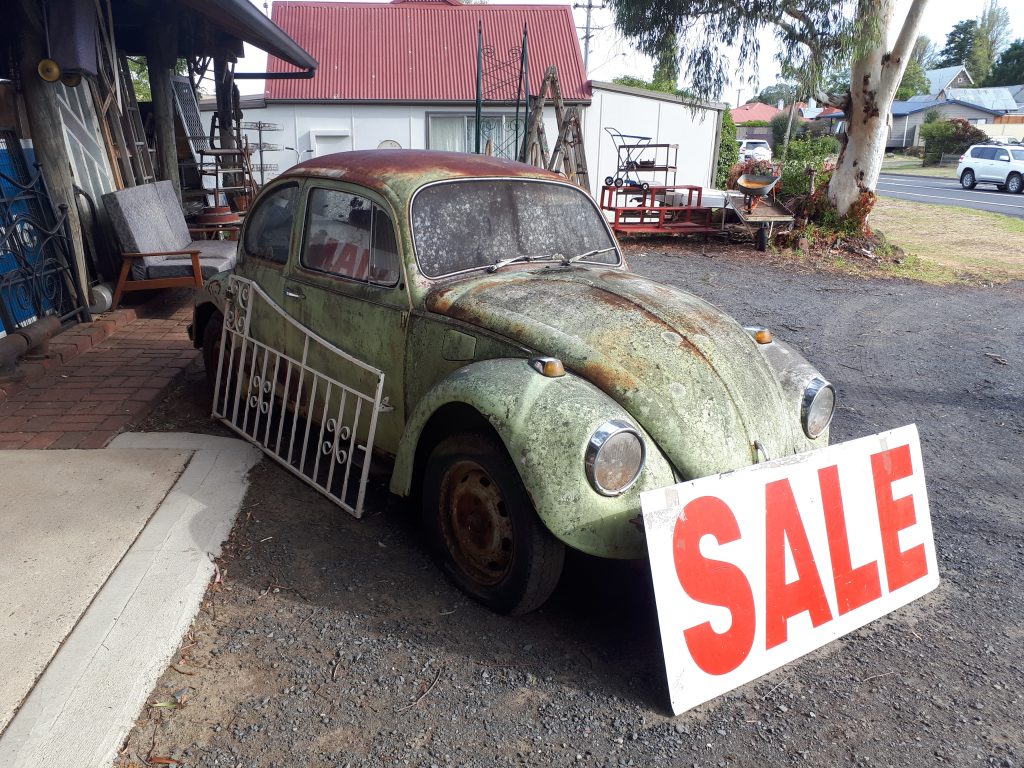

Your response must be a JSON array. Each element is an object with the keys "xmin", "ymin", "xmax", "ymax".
[{"xmin": 212, "ymin": 275, "xmax": 386, "ymax": 518}]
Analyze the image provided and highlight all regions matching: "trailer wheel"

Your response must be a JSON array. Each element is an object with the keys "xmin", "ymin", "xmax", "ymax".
[{"xmin": 755, "ymin": 225, "xmax": 768, "ymax": 252}]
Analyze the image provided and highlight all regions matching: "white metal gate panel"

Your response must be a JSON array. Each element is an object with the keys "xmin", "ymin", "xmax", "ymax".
[{"xmin": 212, "ymin": 275, "xmax": 386, "ymax": 517}]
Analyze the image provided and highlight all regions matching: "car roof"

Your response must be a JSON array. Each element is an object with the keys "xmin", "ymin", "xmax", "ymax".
[{"xmin": 280, "ymin": 149, "xmax": 563, "ymax": 201}]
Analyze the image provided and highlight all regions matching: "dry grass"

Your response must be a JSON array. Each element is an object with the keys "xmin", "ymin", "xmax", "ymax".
[{"xmin": 870, "ymin": 197, "xmax": 1024, "ymax": 283}]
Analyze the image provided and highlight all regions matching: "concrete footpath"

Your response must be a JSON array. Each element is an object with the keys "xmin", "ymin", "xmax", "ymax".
[{"xmin": 0, "ymin": 433, "xmax": 261, "ymax": 767}]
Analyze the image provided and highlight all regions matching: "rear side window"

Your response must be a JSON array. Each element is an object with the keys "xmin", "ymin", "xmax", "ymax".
[
  {"xmin": 244, "ymin": 184, "xmax": 298, "ymax": 264},
  {"xmin": 975, "ymin": 147, "xmax": 996, "ymax": 160}
]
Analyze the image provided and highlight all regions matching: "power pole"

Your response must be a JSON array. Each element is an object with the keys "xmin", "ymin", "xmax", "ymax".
[{"xmin": 573, "ymin": 0, "xmax": 604, "ymax": 74}]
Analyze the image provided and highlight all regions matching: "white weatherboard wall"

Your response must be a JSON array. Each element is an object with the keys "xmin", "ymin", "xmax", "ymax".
[
  {"xmin": 584, "ymin": 83, "xmax": 723, "ymax": 191},
  {"xmin": 219, "ymin": 102, "xmax": 563, "ymax": 181}
]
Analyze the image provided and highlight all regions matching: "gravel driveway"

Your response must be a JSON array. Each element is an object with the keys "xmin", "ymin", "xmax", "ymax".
[{"xmin": 119, "ymin": 248, "xmax": 1024, "ymax": 768}]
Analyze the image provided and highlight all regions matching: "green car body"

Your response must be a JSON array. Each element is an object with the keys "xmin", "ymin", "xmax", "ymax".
[{"xmin": 193, "ymin": 150, "xmax": 832, "ymax": 607}]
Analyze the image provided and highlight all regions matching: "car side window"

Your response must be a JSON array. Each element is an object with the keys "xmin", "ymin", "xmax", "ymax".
[
  {"xmin": 243, "ymin": 184, "xmax": 298, "ymax": 264},
  {"xmin": 979, "ymin": 148, "xmax": 996, "ymax": 160},
  {"xmin": 996, "ymin": 150, "xmax": 1010, "ymax": 161},
  {"xmin": 301, "ymin": 187, "xmax": 400, "ymax": 287}
]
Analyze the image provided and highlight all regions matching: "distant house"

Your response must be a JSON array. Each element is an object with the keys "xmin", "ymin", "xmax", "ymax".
[
  {"xmin": 887, "ymin": 89, "xmax": 1019, "ymax": 149},
  {"xmin": 925, "ymin": 65, "xmax": 974, "ymax": 98},
  {"xmin": 730, "ymin": 102, "xmax": 783, "ymax": 124},
  {"xmin": 226, "ymin": 0, "xmax": 726, "ymax": 191}
]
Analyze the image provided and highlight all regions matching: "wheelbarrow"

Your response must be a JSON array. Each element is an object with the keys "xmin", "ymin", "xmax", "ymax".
[{"xmin": 735, "ymin": 174, "xmax": 780, "ymax": 214}]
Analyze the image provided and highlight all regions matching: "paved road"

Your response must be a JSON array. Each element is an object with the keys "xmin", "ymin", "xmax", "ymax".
[{"xmin": 877, "ymin": 173, "xmax": 1024, "ymax": 217}]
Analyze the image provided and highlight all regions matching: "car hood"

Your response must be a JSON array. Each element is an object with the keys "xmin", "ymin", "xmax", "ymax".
[{"xmin": 425, "ymin": 268, "xmax": 808, "ymax": 479}]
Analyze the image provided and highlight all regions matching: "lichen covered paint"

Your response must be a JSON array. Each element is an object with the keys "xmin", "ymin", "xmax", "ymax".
[{"xmin": 196, "ymin": 150, "xmax": 832, "ymax": 560}]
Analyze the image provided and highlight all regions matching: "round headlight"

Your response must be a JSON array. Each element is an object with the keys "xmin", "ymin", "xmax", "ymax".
[
  {"xmin": 802, "ymin": 378, "xmax": 835, "ymax": 439},
  {"xmin": 585, "ymin": 420, "xmax": 646, "ymax": 496}
]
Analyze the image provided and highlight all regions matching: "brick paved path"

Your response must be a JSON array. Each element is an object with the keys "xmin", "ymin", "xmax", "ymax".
[{"xmin": 0, "ymin": 297, "xmax": 199, "ymax": 450}]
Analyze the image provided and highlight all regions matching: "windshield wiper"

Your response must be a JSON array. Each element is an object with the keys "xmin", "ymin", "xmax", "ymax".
[
  {"xmin": 487, "ymin": 254, "xmax": 561, "ymax": 273},
  {"xmin": 560, "ymin": 246, "xmax": 618, "ymax": 266}
]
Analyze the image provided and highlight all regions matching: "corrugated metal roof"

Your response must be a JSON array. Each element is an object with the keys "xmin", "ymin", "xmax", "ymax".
[
  {"xmin": 730, "ymin": 102, "xmax": 782, "ymax": 124},
  {"xmin": 925, "ymin": 65, "xmax": 972, "ymax": 95},
  {"xmin": 945, "ymin": 87, "xmax": 1019, "ymax": 112},
  {"xmin": 265, "ymin": 1, "xmax": 588, "ymax": 102}
]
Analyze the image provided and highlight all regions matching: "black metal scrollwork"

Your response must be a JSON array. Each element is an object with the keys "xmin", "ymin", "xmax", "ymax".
[{"xmin": 0, "ymin": 135, "xmax": 90, "ymax": 335}]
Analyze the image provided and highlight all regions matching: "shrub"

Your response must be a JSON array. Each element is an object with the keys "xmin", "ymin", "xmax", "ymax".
[
  {"xmin": 716, "ymin": 110, "xmax": 739, "ymax": 188},
  {"xmin": 770, "ymin": 112, "xmax": 807, "ymax": 149},
  {"xmin": 920, "ymin": 118, "xmax": 988, "ymax": 165},
  {"xmin": 738, "ymin": 119, "xmax": 771, "ymax": 127},
  {"xmin": 777, "ymin": 135, "xmax": 841, "ymax": 197}
]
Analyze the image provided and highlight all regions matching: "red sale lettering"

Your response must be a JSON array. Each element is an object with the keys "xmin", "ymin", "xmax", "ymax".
[
  {"xmin": 764, "ymin": 479, "xmax": 833, "ymax": 650},
  {"xmin": 673, "ymin": 496, "xmax": 755, "ymax": 676},
  {"xmin": 872, "ymin": 445, "xmax": 928, "ymax": 592},
  {"xmin": 819, "ymin": 465, "xmax": 881, "ymax": 615}
]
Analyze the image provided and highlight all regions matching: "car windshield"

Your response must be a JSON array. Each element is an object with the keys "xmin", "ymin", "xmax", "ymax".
[{"xmin": 412, "ymin": 179, "xmax": 619, "ymax": 278}]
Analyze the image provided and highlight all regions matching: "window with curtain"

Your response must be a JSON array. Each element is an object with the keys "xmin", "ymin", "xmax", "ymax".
[{"xmin": 428, "ymin": 114, "xmax": 527, "ymax": 159}]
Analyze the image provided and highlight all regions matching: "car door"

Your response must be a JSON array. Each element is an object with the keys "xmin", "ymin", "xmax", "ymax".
[
  {"xmin": 223, "ymin": 180, "xmax": 337, "ymax": 436},
  {"xmin": 285, "ymin": 182, "xmax": 410, "ymax": 456},
  {"xmin": 975, "ymin": 147, "xmax": 996, "ymax": 181}
]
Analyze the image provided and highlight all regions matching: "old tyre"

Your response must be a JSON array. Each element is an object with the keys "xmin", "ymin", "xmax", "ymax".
[
  {"xmin": 960, "ymin": 169, "xmax": 977, "ymax": 190},
  {"xmin": 1007, "ymin": 173, "xmax": 1023, "ymax": 194},
  {"xmin": 755, "ymin": 225, "xmax": 768, "ymax": 252},
  {"xmin": 422, "ymin": 433, "xmax": 565, "ymax": 615},
  {"xmin": 202, "ymin": 310, "xmax": 225, "ymax": 394}
]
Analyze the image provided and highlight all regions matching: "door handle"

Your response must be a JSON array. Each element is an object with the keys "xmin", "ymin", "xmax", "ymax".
[{"xmin": 284, "ymin": 286, "xmax": 305, "ymax": 300}]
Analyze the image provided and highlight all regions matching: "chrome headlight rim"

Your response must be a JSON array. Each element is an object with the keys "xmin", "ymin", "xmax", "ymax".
[
  {"xmin": 801, "ymin": 377, "xmax": 835, "ymax": 439},
  {"xmin": 585, "ymin": 419, "xmax": 647, "ymax": 497}
]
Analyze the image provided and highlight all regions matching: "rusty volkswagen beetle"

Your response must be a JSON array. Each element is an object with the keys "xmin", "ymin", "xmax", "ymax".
[{"xmin": 192, "ymin": 150, "xmax": 835, "ymax": 614}]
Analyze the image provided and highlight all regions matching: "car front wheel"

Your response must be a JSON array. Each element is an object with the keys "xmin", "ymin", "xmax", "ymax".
[
  {"xmin": 422, "ymin": 432, "xmax": 565, "ymax": 615},
  {"xmin": 1007, "ymin": 173, "xmax": 1023, "ymax": 194},
  {"xmin": 960, "ymin": 169, "xmax": 977, "ymax": 189}
]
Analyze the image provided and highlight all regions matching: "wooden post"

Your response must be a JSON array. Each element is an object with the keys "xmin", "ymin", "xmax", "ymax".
[
  {"xmin": 16, "ymin": 0, "xmax": 92, "ymax": 306},
  {"xmin": 146, "ymin": 10, "xmax": 181, "ymax": 200}
]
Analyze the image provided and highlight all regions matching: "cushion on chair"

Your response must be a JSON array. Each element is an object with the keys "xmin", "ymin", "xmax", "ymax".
[
  {"xmin": 102, "ymin": 181, "xmax": 192, "ymax": 267},
  {"xmin": 141, "ymin": 239, "xmax": 237, "ymax": 280}
]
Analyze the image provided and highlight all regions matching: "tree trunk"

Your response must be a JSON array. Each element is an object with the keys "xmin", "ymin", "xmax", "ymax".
[{"xmin": 827, "ymin": 0, "xmax": 930, "ymax": 220}]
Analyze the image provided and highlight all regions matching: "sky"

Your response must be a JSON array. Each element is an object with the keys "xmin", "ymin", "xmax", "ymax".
[{"xmin": 235, "ymin": 0, "xmax": 1024, "ymax": 105}]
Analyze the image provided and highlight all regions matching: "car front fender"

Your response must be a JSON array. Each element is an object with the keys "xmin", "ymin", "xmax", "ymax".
[{"xmin": 390, "ymin": 358, "xmax": 676, "ymax": 559}]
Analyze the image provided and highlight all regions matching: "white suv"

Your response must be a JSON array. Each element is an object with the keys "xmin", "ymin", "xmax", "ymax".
[
  {"xmin": 957, "ymin": 143, "xmax": 1024, "ymax": 193},
  {"xmin": 737, "ymin": 139, "xmax": 773, "ymax": 162}
]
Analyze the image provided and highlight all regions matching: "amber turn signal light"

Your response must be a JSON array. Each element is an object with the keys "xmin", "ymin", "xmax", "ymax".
[
  {"xmin": 754, "ymin": 328, "xmax": 773, "ymax": 344},
  {"xmin": 528, "ymin": 356, "xmax": 566, "ymax": 377}
]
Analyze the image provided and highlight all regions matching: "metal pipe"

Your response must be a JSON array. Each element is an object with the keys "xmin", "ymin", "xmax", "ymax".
[
  {"xmin": 475, "ymin": 22, "xmax": 483, "ymax": 154},
  {"xmin": 234, "ymin": 68, "xmax": 316, "ymax": 79}
]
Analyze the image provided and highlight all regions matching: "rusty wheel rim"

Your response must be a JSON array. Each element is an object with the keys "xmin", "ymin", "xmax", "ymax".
[{"xmin": 438, "ymin": 460, "xmax": 514, "ymax": 587}]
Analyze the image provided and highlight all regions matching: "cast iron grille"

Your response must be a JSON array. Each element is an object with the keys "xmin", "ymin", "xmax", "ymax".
[{"xmin": 0, "ymin": 130, "xmax": 90, "ymax": 335}]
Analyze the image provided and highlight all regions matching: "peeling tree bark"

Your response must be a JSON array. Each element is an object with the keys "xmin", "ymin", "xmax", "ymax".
[{"xmin": 827, "ymin": 0, "xmax": 930, "ymax": 219}]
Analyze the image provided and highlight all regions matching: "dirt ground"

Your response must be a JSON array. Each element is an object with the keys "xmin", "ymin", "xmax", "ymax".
[{"xmin": 119, "ymin": 243, "xmax": 1023, "ymax": 768}]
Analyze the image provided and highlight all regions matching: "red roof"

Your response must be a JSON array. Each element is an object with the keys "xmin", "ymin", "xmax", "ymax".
[
  {"xmin": 265, "ymin": 1, "xmax": 588, "ymax": 102},
  {"xmin": 730, "ymin": 102, "xmax": 783, "ymax": 124}
]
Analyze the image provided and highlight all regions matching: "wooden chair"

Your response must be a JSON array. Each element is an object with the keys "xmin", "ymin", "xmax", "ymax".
[{"xmin": 102, "ymin": 181, "xmax": 239, "ymax": 309}]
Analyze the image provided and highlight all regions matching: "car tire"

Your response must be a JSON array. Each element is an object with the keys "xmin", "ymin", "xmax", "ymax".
[
  {"xmin": 604, "ymin": 176, "xmax": 614, "ymax": 187},
  {"xmin": 1007, "ymin": 173, "xmax": 1023, "ymax": 194},
  {"xmin": 421, "ymin": 432, "xmax": 565, "ymax": 615},
  {"xmin": 202, "ymin": 310, "xmax": 225, "ymax": 394},
  {"xmin": 202, "ymin": 310, "xmax": 244, "ymax": 410},
  {"xmin": 960, "ymin": 169, "xmax": 977, "ymax": 190}
]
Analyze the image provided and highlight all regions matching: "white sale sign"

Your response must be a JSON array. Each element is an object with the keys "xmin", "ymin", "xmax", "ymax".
[{"xmin": 640, "ymin": 424, "xmax": 939, "ymax": 715}]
